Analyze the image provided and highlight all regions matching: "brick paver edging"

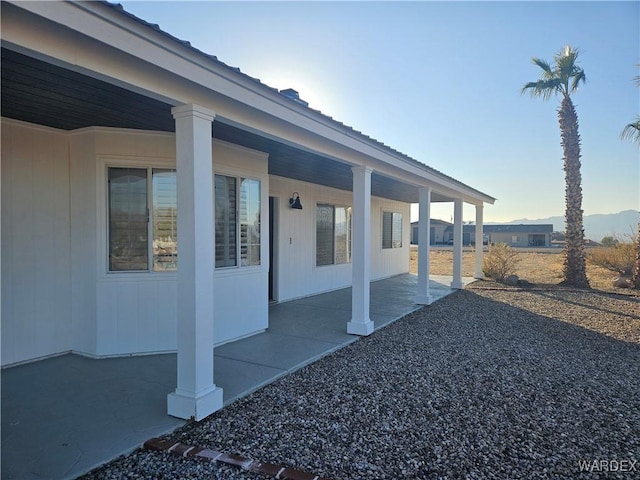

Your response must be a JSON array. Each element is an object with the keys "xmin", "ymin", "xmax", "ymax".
[{"xmin": 144, "ymin": 437, "xmax": 331, "ymax": 480}]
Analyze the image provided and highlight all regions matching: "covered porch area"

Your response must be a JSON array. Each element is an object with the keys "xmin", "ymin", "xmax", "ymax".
[{"xmin": 1, "ymin": 274, "xmax": 474, "ymax": 480}]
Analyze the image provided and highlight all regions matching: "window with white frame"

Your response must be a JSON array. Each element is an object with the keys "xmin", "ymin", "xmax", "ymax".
[
  {"xmin": 382, "ymin": 211, "xmax": 403, "ymax": 249},
  {"xmin": 215, "ymin": 174, "xmax": 261, "ymax": 268},
  {"xmin": 108, "ymin": 167, "xmax": 177, "ymax": 272},
  {"xmin": 316, "ymin": 204, "xmax": 352, "ymax": 266}
]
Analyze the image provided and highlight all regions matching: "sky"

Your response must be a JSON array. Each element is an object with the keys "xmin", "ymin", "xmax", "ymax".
[{"xmin": 120, "ymin": 0, "xmax": 639, "ymax": 223}]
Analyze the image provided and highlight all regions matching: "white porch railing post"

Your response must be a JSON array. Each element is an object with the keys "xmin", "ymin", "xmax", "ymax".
[
  {"xmin": 348, "ymin": 165, "xmax": 374, "ymax": 336},
  {"xmin": 167, "ymin": 104, "xmax": 223, "ymax": 420},
  {"xmin": 451, "ymin": 198, "xmax": 464, "ymax": 289},
  {"xmin": 414, "ymin": 187, "xmax": 432, "ymax": 305},
  {"xmin": 474, "ymin": 204, "xmax": 485, "ymax": 279}
]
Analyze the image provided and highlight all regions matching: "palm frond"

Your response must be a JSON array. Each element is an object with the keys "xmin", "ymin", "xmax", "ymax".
[
  {"xmin": 531, "ymin": 57, "xmax": 553, "ymax": 76},
  {"xmin": 621, "ymin": 119, "xmax": 640, "ymax": 146},
  {"xmin": 521, "ymin": 79, "xmax": 561, "ymax": 100},
  {"xmin": 570, "ymin": 68, "xmax": 587, "ymax": 94}
]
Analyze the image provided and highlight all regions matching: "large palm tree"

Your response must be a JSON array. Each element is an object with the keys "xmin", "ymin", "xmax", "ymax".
[
  {"xmin": 621, "ymin": 69, "xmax": 640, "ymax": 289},
  {"xmin": 522, "ymin": 45, "xmax": 589, "ymax": 288}
]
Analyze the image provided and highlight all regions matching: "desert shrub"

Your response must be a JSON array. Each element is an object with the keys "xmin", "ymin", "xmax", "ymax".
[
  {"xmin": 482, "ymin": 243, "xmax": 520, "ymax": 281},
  {"xmin": 601, "ymin": 236, "xmax": 620, "ymax": 247},
  {"xmin": 588, "ymin": 243, "xmax": 635, "ymax": 276}
]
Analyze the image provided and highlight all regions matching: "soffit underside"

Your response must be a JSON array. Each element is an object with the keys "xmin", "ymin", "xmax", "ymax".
[{"xmin": 1, "ymin": 47, "xmax": 454, "ymax": 203}]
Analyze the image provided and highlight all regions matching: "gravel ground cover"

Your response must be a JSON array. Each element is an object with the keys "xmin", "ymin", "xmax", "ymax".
[{"xmin": 84, "ymin": 287, "xmax": 640, "ymax": 479}]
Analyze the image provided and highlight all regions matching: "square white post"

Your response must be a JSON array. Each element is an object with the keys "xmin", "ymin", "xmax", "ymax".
[
  {"xmin": 474, "ymin": 204, "xmax": 485, "ymax": 279},
  {"xmin": 451, "ymin": 198, "xmax": 464, "ymax": 289},
  {"xmin": 167, "ymin": 104, "xmax": 223, "ymax": 420},
  {"xmin": 414, "ymin": 187, "xmax": 432, "ymax": 305},
  {"xmin": 348, "ymin": 165, "xmax": 374, "ymax": 336}
]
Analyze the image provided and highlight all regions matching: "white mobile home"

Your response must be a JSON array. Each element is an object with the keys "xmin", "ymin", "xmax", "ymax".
[{"xmin": 1, "ymin": 1, "xmax": 494, "ymax": 420}]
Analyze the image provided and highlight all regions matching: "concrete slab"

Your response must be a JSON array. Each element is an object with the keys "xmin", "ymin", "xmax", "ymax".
[
  {"xmin": 1, "ymin": 274, "xmax": 472, "ymax": 480},
  {"xmin": 1, "ymin": 354, "xmax": 184, "ymax": 480},
  {"xmin": 215, "ymin": 332, "xmax": 341, "ymax": 371},
  {"xmin": 214, "ymin": 356, "xmax": 286, "ymax": 404}
]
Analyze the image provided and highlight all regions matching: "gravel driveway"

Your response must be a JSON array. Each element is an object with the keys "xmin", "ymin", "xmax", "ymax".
[{"xmin": 84, "ymin": 287, "xmax": 640, "ymax": 479}]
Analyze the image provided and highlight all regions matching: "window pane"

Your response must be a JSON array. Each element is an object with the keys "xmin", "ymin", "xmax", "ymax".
[
  {"xmin": 334, "ymin": 206, "xmax": 351, "ymax": 264},
  {"xmin": 382, "ymin": 212, "xmax": 393, "ymax": 249},
  {"xmin": 152, "ymin": 169, "xmax": 177, "ymax": 271},
  {"xmin": 240, "ymin": 178, "xmax": 260, "ymax": 266},
  {"xmin": 108, "ymin": 168, "xmax": 148, "ymax": 271},
  {"xmin": 215, "ymin": 175, "xmax": 237, "ymax": 267},
  {"xmin": 392, "ymin": 212, "xmax": 403, "ymax": 248},
  {"xmin": 382, "ymin": 211, "xmax": 402, "ymax": 249},
  {"xmin": 316, "ymin": 204, "xmax": 335, "ymax": 266}
]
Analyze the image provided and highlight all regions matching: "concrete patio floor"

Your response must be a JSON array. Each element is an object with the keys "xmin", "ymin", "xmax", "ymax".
[{"xmin": 1, "ymin": 274, "xmax": 474, "ymax": 480}]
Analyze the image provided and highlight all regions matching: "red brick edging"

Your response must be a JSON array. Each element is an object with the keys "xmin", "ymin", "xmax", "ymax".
[{"xmin": 144, "ymin": 437, "xmax": 331, "ymax": 480}]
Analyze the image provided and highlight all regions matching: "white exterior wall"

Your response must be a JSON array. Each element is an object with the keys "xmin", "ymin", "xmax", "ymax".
[
  {"xmin": 2, "ymin": 121, "xmax": 270, "ymax": 366},
  {"xmin": 211, "ymin": 141, "xmax": 270, "ymax": 345},
  {"xmin": 372, "ymin": 197, "xmax": 411, "ymax": 280},
  {"xmin": 89, "ymin": 132, "xmax": 269, "ymax": 354},
  {"xmin": 1, "ymin": 120, "xmax": 72, "ymax": 366},
  {"xmin": 270, "ymin": 176, "xmax": 410, "ymax": 303}
]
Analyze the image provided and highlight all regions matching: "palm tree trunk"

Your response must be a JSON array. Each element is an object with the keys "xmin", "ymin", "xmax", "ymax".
[
  {"xmin": 632, "ymin": 222, "xmax": 640, "ymax": 290},
  {"xmin": 558, "ymin": 96, "xmax": 589, "ymax": 287}
]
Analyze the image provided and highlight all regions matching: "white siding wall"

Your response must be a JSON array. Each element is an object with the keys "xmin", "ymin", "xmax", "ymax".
[
  {"xmin": 270, "ymin": 176, "xmax": 410, "ymax": 303},
  {"xmin": 88, "ymin": 132, "xmax": 270, "ymax": 353},
  {"xmin": 69, "ymin": 130, "xmax": 98, "ymax": 355},
  {"xmin": 1, "ymin": 120, "xmax": 72, "ymax": 366},
  {"xmin": 212, "ymin": 141, "xmax": 269, "ymax": 345},
  {"xmin": 372, "ymin": 197, "xmax": 411, "ymax": 280},
  {"xmin": 2, "ymin": 123, "xmax": 270, "ymax": 364},
  {"xmin": 89, "ymin": 128, "xmax": 179, "ymax": 356},
  {"xmin": 2, "ymin": 119, "xmax": 410, "ymax": 364}
]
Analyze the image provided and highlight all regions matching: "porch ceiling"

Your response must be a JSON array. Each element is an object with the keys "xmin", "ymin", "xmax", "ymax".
[{"xmin": 1, "ymin": 47, "xmax": 450, "ymax": 203}]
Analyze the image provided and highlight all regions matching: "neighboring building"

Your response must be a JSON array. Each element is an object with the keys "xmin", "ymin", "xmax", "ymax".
[
  {"xmin": 439, "ymin": 224, "xmax": 553, "ymax": 246},
  {"xmin": 484, "ymin": 224, "xmax": 553, "ymax": 247},
  {"xmin": 411, "ymin": 219, "xmax": 451, "ymax": 245},
  {"xmin": 1, "ymin": 1, "xmax": 494, "ymax": 420}
]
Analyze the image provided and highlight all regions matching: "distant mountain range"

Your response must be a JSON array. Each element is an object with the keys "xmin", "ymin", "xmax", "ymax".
[{"xmin": 488, "ymin": 210, "xmax": 639, "ymax": 242}]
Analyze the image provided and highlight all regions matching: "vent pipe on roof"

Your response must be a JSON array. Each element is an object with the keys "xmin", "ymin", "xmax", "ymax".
[{"xmin": 280, "ymin": 88, "xmax": 309, "ymax": 107}]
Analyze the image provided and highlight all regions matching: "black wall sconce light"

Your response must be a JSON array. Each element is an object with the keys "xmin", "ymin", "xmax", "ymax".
[{"xmin": 289, "ymin": 192, "xmax": 303, "ymax": 209}]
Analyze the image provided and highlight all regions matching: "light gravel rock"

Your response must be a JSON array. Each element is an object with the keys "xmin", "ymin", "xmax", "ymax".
[{"xmin": 83, "ymin": 287, "xmax": 640, "ymax": 480}]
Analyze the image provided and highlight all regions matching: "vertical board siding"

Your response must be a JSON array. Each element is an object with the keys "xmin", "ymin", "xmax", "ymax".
[
  {"xmin": 1, "ymin": 121, "xmax": 72, "ymax": 366},
  {"xmin": 96, "ymin": 279, "xmax": 178, "ymax": 356},
  {"xmin": 93, "ymin": 129, "xmax": 179, "ymax": 356},
  {"xmin": 212, "ymin": 141, "xmax": 270, "ymax": 345},
  {"xmin": 69, "ymin": 131, "xmax": 98, "ymax": 355},
  {"xmin": 270, "ymin": 176, "xmax": 411, "ymax": 303},
  {"xmin": 3, "ymin": 121, "xmax": 411, "ymax": 363},
  {"xmin": 92, "ymin": 135, "xmax": 269, "ymax": 356}
]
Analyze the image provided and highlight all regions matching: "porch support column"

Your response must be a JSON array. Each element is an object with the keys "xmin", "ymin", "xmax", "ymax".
[
  {"xmin": 474, "ymin": 204, "xmax": 485, "ymax": 279},
  {"xmin": 348, "ymin": 165, "xmax": 374, "ymax": 336},
  {"xmin": 167, "ymin": 104, "xmax": 223, "ymax": 421},
  {"xmin": 414, "ymin": 187, "xmax": 432, "ymax": 305},
  {"xmin": 451, "ymin": 198, "xmax": 464, "ymax": 289}
]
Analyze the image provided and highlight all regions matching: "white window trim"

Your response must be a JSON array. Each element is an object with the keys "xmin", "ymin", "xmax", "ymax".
[
  {"xmin": 314, "ymin": 202, "xmax": 353, "ymax": 268},
  {"xmin": 214, "ymin": 171, "xmax": 263, "ymax": 271},
  {"xmin": 98, "ymin": 155, "xmax": 176, "ymax": 280},
  {"xmin": 382, "ymin": 210, "xmax": 403, "ymax": 249}
]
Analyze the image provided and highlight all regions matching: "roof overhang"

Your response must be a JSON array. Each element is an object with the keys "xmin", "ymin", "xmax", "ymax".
[{"xmin": 1, "ymin": 0, "xmax": 495, "ymax": 206}]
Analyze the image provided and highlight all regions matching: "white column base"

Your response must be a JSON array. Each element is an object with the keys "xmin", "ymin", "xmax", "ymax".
[
  {"xmin": 167, "ymin": 385, "xmax": 223, "ymax": 421},
  {"xmin": 414, "ymin": 294, "xmax": 433, "ymax": 305},
  {"xmin": 450, "ymin": 280, "xmax": 464, "ymax": 290},
  {"xmin": 474, "ymin": 272, "xmax": 485, "ymax": 280},
  {"xmin": 347, "ymin": 320, "xmax": 374, "ymax": 336}
]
